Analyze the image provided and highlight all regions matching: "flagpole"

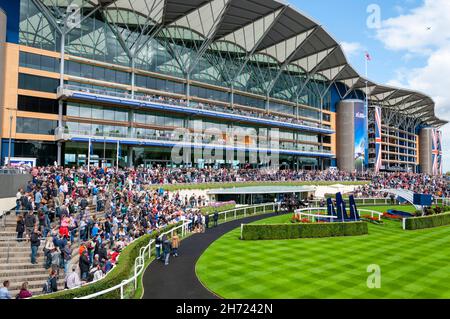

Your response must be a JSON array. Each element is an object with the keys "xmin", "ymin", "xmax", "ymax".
[
  {"xmin": 87, "ymin": 137, "xmax": 91, "ymax": 173},
  {"xmin": 116, "ymin": 140, "xmax": 119, "ymax": 172},
  {"xmin": 364, "ymin": 53, "xmax": 369, "ymax": 174}
]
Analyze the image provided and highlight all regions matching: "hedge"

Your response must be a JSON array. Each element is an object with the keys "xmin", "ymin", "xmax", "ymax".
[
  {"xmin": 34, "ymin": 222, "xmax": 182, "ymax": 299},
  {"xmin": 405, "ymin": 212, "xmax": 450, "ymax": 230},
  {"xmin": 241, "ymin": 222, "xmax": 368, "ymax": 240},
  {"xmin": 200, "ymin": 203, "xmax": 236, "ymax": 215}
]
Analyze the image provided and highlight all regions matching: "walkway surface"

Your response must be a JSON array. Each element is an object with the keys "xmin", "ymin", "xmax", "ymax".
[{"xmin": 142, "ymin": 211, "xmax": 281, "ymax": 299}]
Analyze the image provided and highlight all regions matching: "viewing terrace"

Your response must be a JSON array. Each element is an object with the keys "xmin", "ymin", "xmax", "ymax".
[{"xmin": 57, "ymin": 85, "xmax": 335, "ymax": 135}]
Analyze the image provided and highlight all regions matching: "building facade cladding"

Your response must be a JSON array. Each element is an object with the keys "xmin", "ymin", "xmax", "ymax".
[{"xmin": 0, "ymin": 0, "xmax": 446, "ymax": 172}]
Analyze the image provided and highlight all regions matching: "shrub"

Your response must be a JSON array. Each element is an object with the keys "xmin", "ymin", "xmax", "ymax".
[
  {"xmin": 241, "ymin": 222, "xmax": 368, "ymax": 240},
  {"xmin": 200, "ymin": 203, "xmax": 236, "ymax": 215},
  {"xmin": 405, "ymin": 211, "xmax": 450, "ymax": 230},
  {"xmin": 34, "ymin": 222, "xmax": 182, "ymax": 299}
]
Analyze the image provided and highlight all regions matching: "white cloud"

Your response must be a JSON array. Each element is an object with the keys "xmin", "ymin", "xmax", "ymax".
[
  {"xmin": 375, "ymin": 0, "xmax": 450, "ymax": 172},
  {"xmin": 375, "ymin": 0, "xmax": 450, "ymax": 54},
  {"xmin": 340, "ymin": 41, "xmax": 365, "ymax": 58}
]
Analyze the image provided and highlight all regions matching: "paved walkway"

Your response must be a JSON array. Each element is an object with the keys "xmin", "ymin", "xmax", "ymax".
[{"xmin": 142, "ymin": 211, "xmax": 282, "ymax": 299}]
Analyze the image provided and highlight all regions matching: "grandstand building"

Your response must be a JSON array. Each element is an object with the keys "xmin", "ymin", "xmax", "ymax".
[{"xmin": 0, "ymin": 0, "xmax": 447, "ymax": 174}]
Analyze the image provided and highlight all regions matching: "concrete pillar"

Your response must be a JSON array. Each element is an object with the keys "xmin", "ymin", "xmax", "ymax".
[
  {"xmin": 57, "ymin": 142, "xmax": 62, "ymax": 166},
  {"xmin": 127, "ymin": 146, "xmax": 134, "ymax": 167},
  {"xmin": 419, "ymin": 128, "xmax": 433, "ymax": 174},
  {"xmin": 336, "ymin": 100, "xmax": 356, "ymax": 172}
]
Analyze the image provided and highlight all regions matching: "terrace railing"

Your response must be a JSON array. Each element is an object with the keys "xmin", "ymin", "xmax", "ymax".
[{"xmin": 59, "ymin": 84, "xmax": 333, "ymax": 132}]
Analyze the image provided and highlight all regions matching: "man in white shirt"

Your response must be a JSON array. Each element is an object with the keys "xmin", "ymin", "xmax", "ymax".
[
  {"xmin": 0, "ymin": 280, "xmax": 12, "ymax": 299},
  {"xmin": 65, "ymin": 266, "xmax": 81, "ymax": 289}
]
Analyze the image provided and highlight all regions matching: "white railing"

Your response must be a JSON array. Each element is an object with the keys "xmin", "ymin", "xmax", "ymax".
[
  {"xmin": 294, "ymin": 207, "xmax": 336, "ymax": 222},
  {"xmin": 75, "ymin": 220, "xmax": 191, "ymax": 299},
  {"xmin": 205, "ymin": 202, "xmax": 276, "ymax": 224},
  {"xmin": 294, "ymin": 207, "xmax": 383, "ymax": 222},
  {"xmin": 358, "ymin": 209, "xmax": 383, "ymax": 221},
  {"xmin": 74, "ymin": 202, "xmax": 276, "ymax": 299},
  {"xmin": 309, "ymin": 197, "xmax": 450, "ymax": 207}
]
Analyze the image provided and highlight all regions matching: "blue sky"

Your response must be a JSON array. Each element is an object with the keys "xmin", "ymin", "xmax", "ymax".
[
  {"xmin": 290, "ymin": 0, "xmax": 450, "ymax": 172},
  {"xmin": 292, "ymin": 0, "xmax": 424, "ymax": 84}
]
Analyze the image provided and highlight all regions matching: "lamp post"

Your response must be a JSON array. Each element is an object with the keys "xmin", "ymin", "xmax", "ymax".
[{"xmin": 7, "ymin": 113, "xmax": 13, "ymax": 167}]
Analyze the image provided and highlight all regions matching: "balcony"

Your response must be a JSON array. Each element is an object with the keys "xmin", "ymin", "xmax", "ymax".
[
  {"xmin": 54, "ymin": 127, "xmax": 334, "ymax": 158},
  {"xmin": 57, "ymin": 85, "xmax": 335, "ymax": 135}
]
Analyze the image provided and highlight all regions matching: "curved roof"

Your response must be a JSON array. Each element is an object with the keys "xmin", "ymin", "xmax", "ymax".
[{"xmin": 41, "ymin": 0, "xmax": 447, "ymax": 127}]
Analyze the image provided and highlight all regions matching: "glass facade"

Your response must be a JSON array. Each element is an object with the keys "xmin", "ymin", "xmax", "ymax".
[
  {"xmin": 16, "ymin": 117, "xmax": 57, "ymax": 135},
  {"xmin": 18, "ymin": 73, "xmax": 59, "ymax": 93},
  {"xmin": 12, "ymin": 0, "xmax": 342, "ymax": 169}
]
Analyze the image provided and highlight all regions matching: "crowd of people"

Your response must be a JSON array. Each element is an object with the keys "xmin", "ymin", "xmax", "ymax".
[
  {"xmin": 77, "ymin": 85, "xmax": 325, "ymax": 130},
  {"xmin": 352, "ymin": 172, "xmax": 449, "ymax": 198},
  {"xmin": 1, "ymin": 165, "xmax": 449, "ymax": 298}
]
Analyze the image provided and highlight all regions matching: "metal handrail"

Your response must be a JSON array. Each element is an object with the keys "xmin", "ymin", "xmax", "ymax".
[{"xmin": 74, "ymin": 202, "xmax": 276, "ymax": 299}]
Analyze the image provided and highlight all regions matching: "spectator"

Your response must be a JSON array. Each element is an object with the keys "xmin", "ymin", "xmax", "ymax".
[
  {"xmin": 162, "ymin": 234, "xmax": 171, "ymax": 266},
  {"xmin": 30, "ymin": 228, "xmax": 41, "ymax": 265},
  {"xmin": 24, "ymin": 211, "xmax": 36, "ymax": 239},
  {"xmin": 0, "ymin": 280, "xmax": 11, "ymax": 299},
  {"xmin": 171, "ymin": 233, "xmax": 180, "ymax": 257},
  {"xmin": 43, "ymin": 269, "xmax": 58, "ymax": 294},
  {"xmin": 213, "ymin": 211, "xmax": 219, "ymax": 227},
  {"xmin": 16, "ymin": 282, "xmax": 32, "ymax": 299},
  {"xmin": 65, "ymin": 266, "xmax": 81, "ymax": 289},
  {"xmin": 16, "ymin": 215, "xmax": 25, "ymax": 242},
  {"xmin": 79, "ymin": 249, "xmax": 90, "ymax": 281}
]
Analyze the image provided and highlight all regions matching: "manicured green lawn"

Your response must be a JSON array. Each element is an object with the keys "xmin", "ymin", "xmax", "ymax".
[{"xmin": 196, "ymin": 206, "xmax": 450, "ymax": 299}]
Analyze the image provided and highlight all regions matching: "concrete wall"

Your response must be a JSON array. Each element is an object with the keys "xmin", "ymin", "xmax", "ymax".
[
  {"xmin": 0, "ymin": 173, "xmax": 31, "ymax": 198},
  {"xmin": 419, "ymin": 128, "xmax": 433, "ymax": 175},
  {"xmin": 336, "ymin": 101, "xmax": 355, "ymax": 172}
]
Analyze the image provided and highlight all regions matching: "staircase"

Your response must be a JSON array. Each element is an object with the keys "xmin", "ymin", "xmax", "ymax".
[{"xmin": 0, "ymin": 204, "xmax": 106, "ymax": 297}]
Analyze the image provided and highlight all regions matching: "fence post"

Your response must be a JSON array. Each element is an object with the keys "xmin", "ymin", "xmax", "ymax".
[
  {"xmin": 240, "ymin": 223, "xmax": 243, "ymax": 240},
  {"xmin": 224, "ymin": 211, "xmax": 227, "ymax": 221},
  {"xmin": 244, "ymin": 208, "xmax": 246, "ymax": 217},
  {"xmin": 402, "ymin": 218, "xmax": 406, "ymax": 230},
  {"xmin": 254, "ymin": 206, "xmax": 256, "ymax": 214},
  {"xmin": 234, "ymin": 210, "xmax": 236, "ymax": 219},
  {"xmin": 120, "ymin": 283, "xmax": 124, "ymax": 299},
  {"xmin": 134, "ymin": 263, "xmax": 138, "ymax": 290}
]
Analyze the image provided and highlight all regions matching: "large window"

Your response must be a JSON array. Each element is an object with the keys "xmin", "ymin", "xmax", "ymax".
[
  {"xmin": 18, "ymin": 74, "xmax": 59, "ymax": 93},
  {"xmin": 19, "ymin": 51, "xmax": 60, "ymax": 73},
  {"xmin": 17, "ymin": 95, "xmax": 59, "ymax": 114},
  {"xmin": 66, "ymin": 102, "xmax": 129, "ymax": 122},
  {"xmin": 190, "ymin": 85, "xmax": 229, "ymax": 103},
  {"xmin": 65, "ymin": 61, "xmax": 131, "ymax": 85},
  {"xmin": 16, "ymin": 117, "xmax": 57, "ymax": 135},
  {"xmin": 234, "ymin": 94, "xmax": 266, "ymax": 109},
  {"xmin": 135, "ymin": 74, "xmax": 185, "ymax": 95},
  {"xmin": 269, "ymin": 102, "xmax": 294, "ymax": 115},
  {"xmin": 14, "ymin": 141, "xmax": 57, "ymax": 166}
]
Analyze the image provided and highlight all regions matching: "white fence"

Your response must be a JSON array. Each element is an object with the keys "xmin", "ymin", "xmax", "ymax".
[
  {"xmin": 309, "ymin": 197, "xmax": 450, "ymax": 207},
  {"xmin": 294, "ymin": 207, "xmax": 383, "ymax": 223},
  {"xmin": 74, "ymin": 202, "xmax": 276, "ymax": 299}
]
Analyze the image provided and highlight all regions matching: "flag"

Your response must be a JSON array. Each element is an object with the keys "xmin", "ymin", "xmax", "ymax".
[{"xmin": 365, "ymin": 52, "xmax": 372, "ymax": 61}]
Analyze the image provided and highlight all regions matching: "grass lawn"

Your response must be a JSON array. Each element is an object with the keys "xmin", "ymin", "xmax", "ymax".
[
  {"xmin": 196, "ymin": 205, "xmax": 450, "ymax": 299},
  {"xmin": 147, "ymin": 180, "xmax": 369, "ymax": 191}
]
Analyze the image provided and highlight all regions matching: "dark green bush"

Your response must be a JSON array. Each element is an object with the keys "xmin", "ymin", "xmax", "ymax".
[
  {"xmin": 241, "ymin": 222, "xmax": 368, "ymax": 240},
  {"xmin": 405, "ymin": 212, "xmax": 450, "ymax": 230},
  {"xmin": 34, "ymin": 223, "xmax": 182, "ymax": 299}
]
